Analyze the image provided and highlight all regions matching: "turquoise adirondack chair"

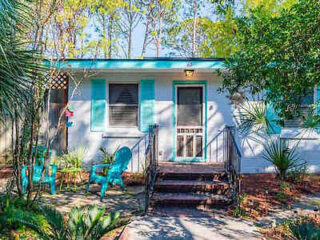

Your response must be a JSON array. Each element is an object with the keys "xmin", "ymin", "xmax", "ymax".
[
  {"xmin": 86, "ymin": 146, "xmax": 132, "ymax": 201},
  {"xmin": 33, "ymin": 146, "xmax": 52, "ymax": 165},
  {"xmin": 21, "ymin": 164, "xmax": 58, "ymax": 194},
  {"xmin": 22, "ymin": 146, "xmax": 56, "ymax": 194}
]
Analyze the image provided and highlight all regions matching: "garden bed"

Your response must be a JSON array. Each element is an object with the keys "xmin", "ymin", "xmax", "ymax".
[{"xmin": 229, "ymin": 173, "xmax": 320, "ymax": 219}]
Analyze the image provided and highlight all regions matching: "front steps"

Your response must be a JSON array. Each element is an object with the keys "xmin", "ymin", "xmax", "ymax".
[
  {"xmin": 150, "ymin": 163, "xmax": 232, "ymax": 210},
  {"xmin": 155, "ymin": 180, "xmax": 229, "ymax": 194}
]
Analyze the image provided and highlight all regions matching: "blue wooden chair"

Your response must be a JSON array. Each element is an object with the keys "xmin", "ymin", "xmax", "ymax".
[
  {"xmin": 86, "ymin": 146, "xmax": 132, "ymax": 201},
  {"xmin": 21, "ymin": 164, "xmax": 58, "ymax": 195},
  {"xmin": 33, "ymin": 146, "xmax": 52, "ymax": 165},
  {"xmin": 22, "ymin": 145, "xmax": 56, "ymax": 194}
]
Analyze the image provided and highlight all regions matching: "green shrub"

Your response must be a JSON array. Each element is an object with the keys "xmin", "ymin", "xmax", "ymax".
[
  {"xmin": 263, "ymin": 140, "xmax": 300, "ymax": 180},
  {"xmin": 8, "ymin": 204, "xmax": 121, "ymax": 240},
  {"xmin": 99, "ymin": 146, "xmax": 119, "ymax": 174},
  {"xmin": 58, "ymin": 147, "xmax": 86, "ymax": 169},
  {"xmin": 287, "ymin": 162, "xmax": 307, "ymax": 183},
  {"xmin": 232, "ymin": 193, "xmax": 248, "ymax": 218},
  {"xmin": 275, "ymin": 191, "xmax": 288, "ymax": 202},
  {"xmin": 20, "ymin": 205, "xmax": 121, "ymax": 240},
  {"xmin": 290, "ymin": 220, "xmax": 320, "ymax": 240},
  {"xmin": 0, "ymin": 195, "xmax": 122, "ymax": 240},
  {"xmin": 0, "ymin": 195, "xmax": 46, "ymax": 238}
]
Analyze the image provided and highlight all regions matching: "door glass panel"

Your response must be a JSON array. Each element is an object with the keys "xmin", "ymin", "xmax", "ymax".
[
  {"xmin": 177, "ymin": 136, "xmax": 184, "ymax": 157},
  {"xmin": 196, "ymin": 136, "xmax": 203, "ymax": 157},
  {"xmin": 177, "ymin": 87, "xmax": 203, "ymax": 126},
  {"xmin": 186, "ymin": 135, "xmax": 194, "ymax": 157}
]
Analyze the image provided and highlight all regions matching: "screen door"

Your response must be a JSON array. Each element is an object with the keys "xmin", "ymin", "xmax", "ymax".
[{"xmin": 176, "ymin": 87, "xmax": 203, "ymax": 158}]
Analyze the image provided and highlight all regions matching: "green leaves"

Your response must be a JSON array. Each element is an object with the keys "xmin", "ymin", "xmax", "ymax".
[{"xmin": 219, "ymin": 0, "xmax": 320, "ymax": 120}]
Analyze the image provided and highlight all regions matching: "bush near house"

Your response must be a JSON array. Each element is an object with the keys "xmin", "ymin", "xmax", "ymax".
[
  {"xmin": 263, "ymin": 216, "xmax": 320, "ymax": 239},
  {"xmin": 0, "ymin": 194, "xmax": 123, "ymax": 240},
  {"xmin": 263, "ymin": 140, "xmax": 301, "ymax": 181}
]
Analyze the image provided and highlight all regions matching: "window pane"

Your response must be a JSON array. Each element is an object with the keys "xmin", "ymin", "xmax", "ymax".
[
  {"xmin": 177, "ymin": 87, "xmax": 203, "ymax": 126},
  {"xmin": 109, "ymin": 84, "xmax": 138, "ymax": 105},
  {"xmin": 109, "ymin": 106, "xmax": 138, "ymax": 126},
  {"xmin": 109, "ymin": 84, "xmax": 138, "ymax": 127}
]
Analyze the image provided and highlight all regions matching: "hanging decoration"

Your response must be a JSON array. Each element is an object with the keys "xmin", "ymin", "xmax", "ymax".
[
  {"xmin": 66, "ymin": 106, "xmax": 74, "ymax": 128},
  {"xmin": 67, "ymin": 106, "xmax": 74, "ymax": 112},
  {"xmin": 65, "ymin": 109, "xmax": 74, "ymax": 117},
  {"xmin": 66, "ymin": 121, "xmax": 73, "ymax": 128}
]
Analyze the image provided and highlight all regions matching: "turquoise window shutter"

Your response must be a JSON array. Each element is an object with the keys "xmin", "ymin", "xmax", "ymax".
[
  {"xmin": 91, "ymin": 79, "xmax": 106, "ymax": 132},
  {"xmin": 139, "ymin": 80, "xmax": 155, "ymax": 132},
  {"xmin": 266, "ymin": 102, "xmax": 282, "ymax": 134},
  {"xmin": 317, "ymin": 85, "xmax": 320, "ymax": 133}
]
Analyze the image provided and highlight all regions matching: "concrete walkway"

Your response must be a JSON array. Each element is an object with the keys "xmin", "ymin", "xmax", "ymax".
[
  {"xmin": 120, "ymin": 211, "xmax": 262, "ymax": 240},
  {"xmin": 121, "ymin": 193, "xmax": 320, "ymax": 240}
]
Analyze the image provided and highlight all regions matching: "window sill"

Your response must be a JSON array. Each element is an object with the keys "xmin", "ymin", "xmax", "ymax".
[
  {"xmin": 280, "ymin": 128, "xmax": 319, "ymax": 140},
  {"xmin": 102, "ymin": 128, "xmax": 145, "ymax": 139}
]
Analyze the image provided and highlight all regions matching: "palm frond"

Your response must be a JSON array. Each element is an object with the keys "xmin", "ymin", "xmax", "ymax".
[
  {"xmin": 263, "ymin": 140, "xmax": 300, "ymax": 180},
  {"xmin": 0, "ymin": 0, "xmax": 44, "ymax": 122},
  {"xmin": 237, "ymin": 101, "xmax": 270, "ymax": 137}
]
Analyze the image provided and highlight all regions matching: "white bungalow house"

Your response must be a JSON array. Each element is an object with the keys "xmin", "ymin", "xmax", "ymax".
[{"xmin": 49, "ymin": 58, "xmax": 320, "ymax": 174}]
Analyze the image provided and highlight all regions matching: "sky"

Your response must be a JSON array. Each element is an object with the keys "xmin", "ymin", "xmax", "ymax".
[{"xmin": 85, "ymin": 0, "xmax": 217, "ymax": 59}]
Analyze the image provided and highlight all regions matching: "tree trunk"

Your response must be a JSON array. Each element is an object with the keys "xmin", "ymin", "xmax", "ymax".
[
  {"xmin": 141, "ymin": 21, "xmax": 149, "ymax": 58},
  {"xmin": 157, "ymin": 16, "xmax": 162, "ymax": 57},
  {"xmin": 128, "ymin": 25, "xmax": 132, "ymax": 59},
  {"xmin": 26, "ymin": 108, "xmax": 35, "ymax": 200},
  {"xmin": 108, "ymin": 15, "xmax": 114, "ymax": 58},
  {"xmin": 102, "ymin": 15, "xmax": 107, "ymax": 59},
  {"xmin": 14, "ymin": 114, "xmax": 22, "ymax": 195},
  {"xmin": 192, "ymin": 0, "xmax": 197, "ymax": 57},
  {"xmin": 141, "ymin": 0, "xmax": 152, "ymax": 58}
]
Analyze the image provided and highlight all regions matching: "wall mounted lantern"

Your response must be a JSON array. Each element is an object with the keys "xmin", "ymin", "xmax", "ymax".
[{"xmin": 184, "ymin": 69, "xmax": 195, "ymax": 77}]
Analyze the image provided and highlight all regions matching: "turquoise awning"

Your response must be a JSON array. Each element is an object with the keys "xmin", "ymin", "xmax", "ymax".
[{"xmin": 44, "ymin": 58, "xmax": 225, "ymax": 70}]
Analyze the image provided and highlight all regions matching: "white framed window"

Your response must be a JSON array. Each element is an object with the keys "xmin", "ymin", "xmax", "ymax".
[{"xmin": 109, "ymin": 84, "xmax": 138, "ymax": 127}]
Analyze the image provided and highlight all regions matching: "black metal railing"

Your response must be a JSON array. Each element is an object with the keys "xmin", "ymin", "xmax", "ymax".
[
  {"xmin": 144, "ymin": 124, "xmax": 159, "ymax": 214},
  {"xmin": 207, "ymin": 125, "xmax": 241, "ymax": 200},
  {"xmin": 224, "ymin": 126, "xmax": 241, "ymax": 201},
  {"xmin": 129, "ymin": 134, "xmax": 149, "ymax": 173}
]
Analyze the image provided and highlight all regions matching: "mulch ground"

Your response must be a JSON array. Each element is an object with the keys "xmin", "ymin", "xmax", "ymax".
[{"xmin": 229, "ymin": 173, "xmax": 320, "ymax": 219}]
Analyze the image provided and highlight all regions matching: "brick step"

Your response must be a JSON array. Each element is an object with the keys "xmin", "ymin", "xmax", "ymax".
[
  {"xmin": 158, "ymin": 171, "xmax": 228, "ymax": 181},
  {"xmin": 155, "ymin": 180, "xmax": 230, "ymax": 194},
  {"xmin": 151, "ymin": 192, "xmax": 232, "ymax": 208}
]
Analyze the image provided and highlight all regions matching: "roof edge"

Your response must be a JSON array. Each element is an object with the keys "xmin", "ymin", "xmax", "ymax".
[{"xmin": 45, "ymin": 57, "xmax": 225, "ymax": 62}]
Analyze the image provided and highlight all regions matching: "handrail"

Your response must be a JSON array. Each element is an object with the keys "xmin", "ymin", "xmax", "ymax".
[
  {"xmin": 128, "ymin": 133, "xmax": 149, "ymax": 173},
  {"xmin": 224, "ymin": 125, "xmax": 241, "ymax": 202},
  {"xmin": 229, "ymin": 130, "xmax": 242, "ymax": 159},
  {"xmin": 144, "ymin": 124, "xmax": 159, "ymax": 214}
]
